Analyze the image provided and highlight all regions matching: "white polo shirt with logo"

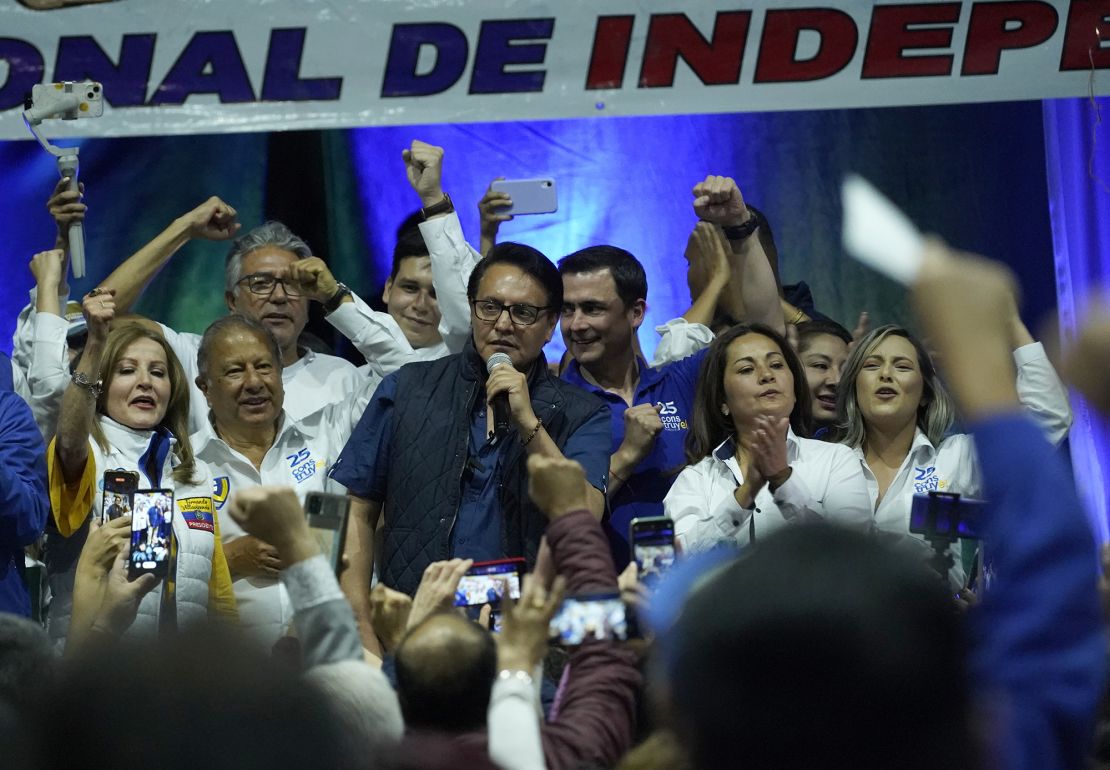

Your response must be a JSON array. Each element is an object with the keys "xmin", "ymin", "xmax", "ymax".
[{"xmin": 192, "ymin": 386, "xmax": 372, "ymax": 647}]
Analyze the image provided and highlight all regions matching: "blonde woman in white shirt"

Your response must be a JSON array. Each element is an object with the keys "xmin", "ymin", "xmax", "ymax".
[
  {"xmin": 835, "ymin": 322, "xmax": 1072, "ymax": 584},
  {"xmin": 664, "ymin": 324, "xmax": 872, "ymax": 554}
]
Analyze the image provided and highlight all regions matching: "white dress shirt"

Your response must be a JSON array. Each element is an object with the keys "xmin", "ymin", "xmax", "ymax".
[
  {"xmin": 192, "ymin": 380, "xmax": 374, "ymax": 646},
  {"xmin": 649, "ymin": 318, "xmax": 714, "ymax": 367},
  {"xmin": 665, "ymin": 429, "xmax": 872, "ymax": 554},
  {"xmin": 857, "ymin": 341, "xmax": 1073, "ymax": 586},
  {"xmin": 327, "ymin": 210, "xmax": 479, "ymax": 390},
  {"xmin": 11, "ymin": 289, "xmax": 71, "ymax": 440}
]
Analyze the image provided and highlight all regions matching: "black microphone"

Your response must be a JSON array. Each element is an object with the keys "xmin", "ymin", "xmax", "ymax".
[{"xmin": 486, "ymin": 351, "xmax": 514, "ymax": 442}]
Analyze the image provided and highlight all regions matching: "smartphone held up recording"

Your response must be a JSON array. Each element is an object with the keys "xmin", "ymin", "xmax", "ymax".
[
  {"xmin": 101, "ymin": 470, "xmax": 138, "ymax": 525},
  {"xmin": 629, "ymin": 516, "xmax": 676, "ymax": 585},
  {"xmin": 909, "ymin": 492, "xmax": 985, "ymax": 541},
  {"xmin": 305, "ymin": 491, "xmax": 350, "ymax": 575},
  {"xmin": 549, "ymin": 592, "xmax": 629, "ymax": 646},
  {"xmin": 128, "ymin": 489, "xmax": 174, "ymax": 579},
  {"xmin": 454, "ymin": 558, "xmax": 525, "ymax": 608},
  {"xmin": 490, "ymin": 178, "xmax": 558, "ymax": 215}
]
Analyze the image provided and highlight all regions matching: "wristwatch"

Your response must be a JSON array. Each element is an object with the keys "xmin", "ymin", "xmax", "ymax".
[
  {"xmin": 322, "ymin": 282, "xmax": 351, "ymax": 314},
  {"xmin": 421, "ymin": 193, "xmax": 454, "ymax": 220},
  {"xmin": 722, "ymin": 210, "xmax": 761, "ymax": 242}
]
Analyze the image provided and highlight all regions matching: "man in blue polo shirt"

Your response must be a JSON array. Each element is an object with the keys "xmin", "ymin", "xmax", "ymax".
[{"xmin": 558, "ymin": 175, "xmax": 782, "ymax": 566}]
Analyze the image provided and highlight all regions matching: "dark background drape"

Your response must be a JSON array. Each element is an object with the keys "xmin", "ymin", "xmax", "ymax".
[{"xmin": 0, "ymin": 100, "xmax": 1058, "ymax": 365}]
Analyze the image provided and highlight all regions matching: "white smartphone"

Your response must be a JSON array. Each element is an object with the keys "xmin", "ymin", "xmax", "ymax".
[
  {"xmin": 490, "ymin": 178, "xmax": 558, "ymax": 215},
  {"xmin": 27, "ymin": 81, "xmax": 105, "ymax": 121}
]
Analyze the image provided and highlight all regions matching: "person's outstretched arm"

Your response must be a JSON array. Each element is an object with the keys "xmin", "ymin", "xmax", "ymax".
[
  {"xmin": 228, "ymin": 485, "xmax": 365, "ymax": 668},
  {"xmin": 99, "ymin": 197, "xmax": 239, "ymax": 312},
  {"xmin": 692, "ymin": 176, "xmax": 783, "ymax": 334},
  {"xmin": 527, "ymin": 456, "xmax": 641, "ymax": 770},
  {"xmin": 911, "ymin": 241, "xmax": 1105, "ymax": 770}
]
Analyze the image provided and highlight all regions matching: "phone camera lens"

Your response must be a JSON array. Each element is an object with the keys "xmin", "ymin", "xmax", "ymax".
[
  {"xmin": 87, "ymin": 92, "xmax": 95, "ymax": 99},
  {"xmin": 93, "ymin": 85, "xmax": 101, "ymax": 92}
]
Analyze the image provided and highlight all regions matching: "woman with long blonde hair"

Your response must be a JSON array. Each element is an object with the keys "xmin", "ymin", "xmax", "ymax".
[{"xmin": 46, "ymin": 288, "xmax": 235, "ymax": 648}]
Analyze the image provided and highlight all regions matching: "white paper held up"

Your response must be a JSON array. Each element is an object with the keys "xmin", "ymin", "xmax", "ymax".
[{"xmin": 841, "ymin": 174, "xmax": 925, "ymax": 286}]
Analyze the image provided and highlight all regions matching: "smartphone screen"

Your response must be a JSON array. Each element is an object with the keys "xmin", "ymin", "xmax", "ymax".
[
  {"xmin": 454, "ymin": 558, "xmax": 524, "ymax": 607},
  {"xmin": 305, "ymin": 492, "xmax": 350, "ymax": 575},
  {"xmin": 630, "ymin": 517, "xmax": 676, "ymax": 584},
  {"xmin": 549, "ymin": 593, "xmax": 628, "ymax": 645},
  {"xmin": 129, "ymin": 489, "xmax": 174, "ymax": 578},
  {"xmin": 101, "ymin": 470, "xmax": 138, "ymax": 525},
  {"xmin": 909, "ymin": 493, "xmax": 985, "ymax": 539}
]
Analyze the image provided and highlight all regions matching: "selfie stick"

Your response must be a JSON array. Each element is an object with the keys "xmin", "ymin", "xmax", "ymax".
[
  {"xmin": 23, "ymin": 91, "xmax": 87, "ymax": 279},
  {"xmin": 920, "ymin": 491, "xmax": 960, "ymax": 583}
]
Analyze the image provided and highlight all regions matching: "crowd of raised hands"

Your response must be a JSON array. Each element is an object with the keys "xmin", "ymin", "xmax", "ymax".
[{"xmin": 1, "ymin": 136, "xmax": 1110, "ymax": 770}]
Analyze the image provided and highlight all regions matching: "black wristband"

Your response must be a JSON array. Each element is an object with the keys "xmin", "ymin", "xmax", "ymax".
[
  {"xmin": 722, "ymin": 212, "xmax": 760, "ymax": 242},
  {"xmin": 323, "ymin": 282, "xmax": 351, "ymax": 314}
]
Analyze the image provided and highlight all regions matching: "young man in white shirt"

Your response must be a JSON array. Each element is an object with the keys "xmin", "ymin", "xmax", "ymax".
[{"xmin": 322, "ymin": 140, "xmax": 480, "ymax": 390}]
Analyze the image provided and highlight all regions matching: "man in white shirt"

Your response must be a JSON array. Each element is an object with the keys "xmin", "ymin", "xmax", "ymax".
[
  {"xmin": 96, "ymin": 141, "xmax": 477, "ymax": 431},
  {"xmin": 98, "ymin": 199, "xmax": 362, "ymax": 432},
  {"xmin": 323, "ymin": 140, "xmax": 480, "ymax": 390},
  {"xmin": 190, "ymin": 314, "xmax": 375, "ymax": 646}
]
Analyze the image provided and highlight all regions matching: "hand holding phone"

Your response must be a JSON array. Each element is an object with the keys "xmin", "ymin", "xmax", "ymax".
[
  {"xmin": 498, "ymin": 574, "xmax": 565, "ymax": 667},
  {"xmin": 549, "ymin": 592, "xmax": 629, "ymax": 645},
  {"xmin": 409, "ymin": 558, "xmax": 474, "ymax": 631},
  {"xmin": 453, "ymin": 558, "xmax": 525, "ymax": 608},
  {"xmin": 490, "ymin": 178, "xmax": 557, "ymax": 216},
  {"xmin": 128, "ymin": 489, "xmax": 174, "ymax": 579},
  {"xmin": 101, "ymin": 470, "xmax": 138, "ymax": 525},
  {"xmin": 629, "ymin": 516, "xmax": 677, "ymax": 585}
]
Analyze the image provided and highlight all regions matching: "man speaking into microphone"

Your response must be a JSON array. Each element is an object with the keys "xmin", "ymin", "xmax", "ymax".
[{"xmin": 330, "ymin": 242, "xmax": 609, "ymax": 646}]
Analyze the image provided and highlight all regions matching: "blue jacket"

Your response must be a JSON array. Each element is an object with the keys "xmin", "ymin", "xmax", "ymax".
[
  {"xmin": 0, "ymin": 389, "xmax": 49, "ymax": 616},
  {"xmin": 969, "ymin": 414, "xmax": 1106, "ymax": 769},
  {"xmin": 0, "ymin": 351, "xmax": 13, "ymax": 392}
]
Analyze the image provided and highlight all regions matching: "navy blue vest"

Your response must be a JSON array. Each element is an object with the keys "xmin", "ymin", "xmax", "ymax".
[{"xmin": 382, "ymin": 342, "xmax": 606, "ymax": 595}]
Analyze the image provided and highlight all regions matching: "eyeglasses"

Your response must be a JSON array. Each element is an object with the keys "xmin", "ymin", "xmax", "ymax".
[
  {"xmin": 471, "ymin": 299, "xmax": 550, "ymax": 326},
  {"xmin": 237, "ymin": 273, "xmax": 302, "ymax": 297}
]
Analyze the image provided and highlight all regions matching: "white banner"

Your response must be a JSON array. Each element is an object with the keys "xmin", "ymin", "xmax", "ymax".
[{"xmin": 1, "ymin": 0, "xmax": 1108, "ymax": 140}]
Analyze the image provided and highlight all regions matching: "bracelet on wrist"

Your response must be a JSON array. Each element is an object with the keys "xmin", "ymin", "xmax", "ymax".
[
  {"xmin": 71, "ymin": 371, "xmax": 103, "ymax": 398},
  {"xmin": 521, "ymin": 419, "xmax": 543, "ymax": 447},
  {"xmin": 721, "ymin": 210, "xmax": 760, "ymax": 242}
]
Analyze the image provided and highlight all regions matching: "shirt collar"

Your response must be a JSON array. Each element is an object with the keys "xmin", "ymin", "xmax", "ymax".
[
  {"xmin": 563, "ymin": 356, "xmax": 656, "ymax": 395},
  {"xmin": 850, "ymin": 427, "xmax": 937, "ymax": 460},
  {"xmin": 193, "ymin": 410, "xmax": 306, "ymax": 457},
  {"xmin": 909, "ymin": 428, "xmax": 938, "ymax": 459},
  {"xmin": 283, "ymin": 347, "xmax": 314, "ymax": 377}
]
